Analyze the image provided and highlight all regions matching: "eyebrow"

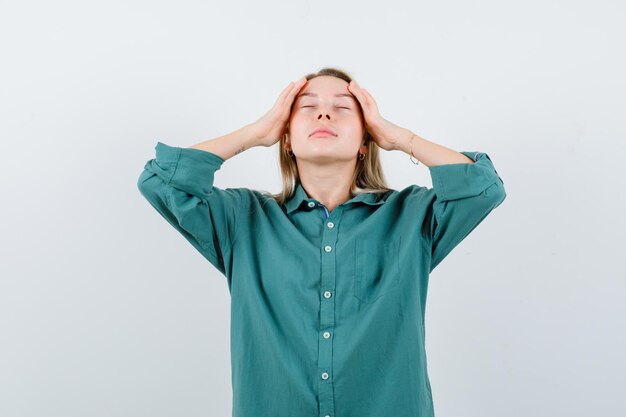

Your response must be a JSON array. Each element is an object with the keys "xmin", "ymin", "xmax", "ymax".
[{"xmin": 297, "ymin": 92, "xmax": 357, "ymax": 101}]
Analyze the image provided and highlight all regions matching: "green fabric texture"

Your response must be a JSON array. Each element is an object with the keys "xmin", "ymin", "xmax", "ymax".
[{"xmin": 137, "ymin": 141, "xmax": 506, "ymax": 417}]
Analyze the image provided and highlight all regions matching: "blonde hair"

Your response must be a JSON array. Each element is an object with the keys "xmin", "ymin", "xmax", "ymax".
[{"xmin": 264, "ymin": 67, "xmax": 393, "ymax": 207}]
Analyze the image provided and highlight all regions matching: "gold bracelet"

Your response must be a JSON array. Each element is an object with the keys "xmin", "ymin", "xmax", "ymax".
[{"xmin": 408, "ymin": 134, "xmax": 419, "ymax": 165}]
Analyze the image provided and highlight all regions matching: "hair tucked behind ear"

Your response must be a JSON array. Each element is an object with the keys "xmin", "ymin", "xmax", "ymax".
[{"xmin": 262, "ymin": 67, "xmax": 393, "ymax": 207}]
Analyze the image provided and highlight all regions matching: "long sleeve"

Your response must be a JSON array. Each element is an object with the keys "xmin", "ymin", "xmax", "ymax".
[
  {"xmin": 427, "ymin": 151, "xmax": 506, "ymax": 272},
  {"xmin": 136, "ymin": 141, "xmax": 246, "ymax": 277}
]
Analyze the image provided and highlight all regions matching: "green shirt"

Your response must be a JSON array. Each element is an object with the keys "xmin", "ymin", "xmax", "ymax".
[{"xmin": 137, "ymin": 141, "xmax": 506, "ymax": 417}]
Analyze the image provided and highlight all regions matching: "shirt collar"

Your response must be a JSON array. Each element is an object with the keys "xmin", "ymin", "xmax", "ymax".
[{"xmin": 285, "ymin": 181, "xmax": 387, "ymax": 214}]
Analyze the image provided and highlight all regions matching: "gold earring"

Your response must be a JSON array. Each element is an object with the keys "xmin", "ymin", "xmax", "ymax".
[
  {"xmin": 286, "ymin": 148, "xmax": 294, "ymax": 157},
  {"xmin": 358, "ymin": 152, "xmax": 365, "ymax": 160}
]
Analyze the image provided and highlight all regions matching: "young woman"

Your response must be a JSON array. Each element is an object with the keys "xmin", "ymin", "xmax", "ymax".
[{"xmin": 137, "ymin": 67, "xmax": 506, "ymax": 417}]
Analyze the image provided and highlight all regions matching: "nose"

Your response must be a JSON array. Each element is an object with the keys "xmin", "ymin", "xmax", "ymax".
[{"xmin": 317, "ymin": 113, "xmax": 331, "ymax": 120}]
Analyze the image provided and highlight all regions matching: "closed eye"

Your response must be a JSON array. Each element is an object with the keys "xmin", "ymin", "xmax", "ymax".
[{"xmin": 301, "ymin": 105, "xmax": 351, "ymax": 110}]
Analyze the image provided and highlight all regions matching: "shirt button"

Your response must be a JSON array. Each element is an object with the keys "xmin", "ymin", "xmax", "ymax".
[
  {"xmin": 307, "ymin": 201, "xmax": 315, "ymax": 207},
  {"xmin": 327, "ymin": 221, "xmax": 334, "ymax": 228},
  {"xmin": 321, "ymin": 372, "xmax": 329, "ymax": 380},
  {"xmin": 323, "ymin": 331, "xmax": 331, "ymax": 339},
  {"xmin": 323, "ymin": 291, "xmax": 332, "ymax": 298},
  {"xmin": 324, "ymin": 245, "xmax": 332, "ymax": 252}
]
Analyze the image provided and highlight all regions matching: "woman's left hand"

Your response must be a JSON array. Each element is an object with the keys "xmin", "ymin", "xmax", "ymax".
[{"xmin": 347, "ymin": 80, "xmax": 411, "ymax": 152}]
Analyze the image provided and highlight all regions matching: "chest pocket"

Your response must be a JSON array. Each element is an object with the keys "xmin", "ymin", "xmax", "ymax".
[{"xmin": 353, "ymin": 237, "xmax": 401, "ymax": 303}]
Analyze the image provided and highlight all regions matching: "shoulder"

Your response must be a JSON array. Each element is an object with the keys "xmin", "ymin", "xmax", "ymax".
[
  {"xmin": 225, "ymin": 187, "xmax": 281, "ymax": 212},
  {"xmin": 388, "ymin": 184, "xmax": 434, "ymax": 201},
  {"xmin": 379, "ymin": 185, "xmax": 439, "ymax": 214}
]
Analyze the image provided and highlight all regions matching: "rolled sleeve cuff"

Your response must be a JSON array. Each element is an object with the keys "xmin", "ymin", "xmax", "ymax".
[
  {"xmin": 428, "ymin": 151, "xmax": 504, "ymax": 201},
  {"xmin": 149, "ymin": 141, "xmax": 226, "ymax": 199}
]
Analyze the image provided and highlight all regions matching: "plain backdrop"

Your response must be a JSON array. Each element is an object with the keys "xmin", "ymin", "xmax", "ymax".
[{"xmin": 1, "ymin": 1, "xmax": 625, "ymax": 416}]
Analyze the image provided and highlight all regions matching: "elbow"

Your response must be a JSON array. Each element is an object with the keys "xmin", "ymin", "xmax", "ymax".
[
  {"xmin": 485, "ymin": 178, "xmax": 506, "ymax": 208},
  {"xmin": 137, "ymin": 168, "xmax": 164, "ymax": 205},
  {"xmin": 137, "ymin": 169, "xmax": 153, "ymax": 195}
]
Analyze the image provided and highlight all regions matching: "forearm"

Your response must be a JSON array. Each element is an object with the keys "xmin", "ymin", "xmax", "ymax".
[
  {"xmin": 189, "ymin": 123, "xmax": 259, "ymax": 161},
  {"xmin": 394, "ymin": 129, "xmax": 475, "ymax": 167}
]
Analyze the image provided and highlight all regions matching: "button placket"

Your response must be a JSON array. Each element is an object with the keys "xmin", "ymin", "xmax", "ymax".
[{"xmin": 317, "ymin": 205, "xmax": 342, "ymax": 417}]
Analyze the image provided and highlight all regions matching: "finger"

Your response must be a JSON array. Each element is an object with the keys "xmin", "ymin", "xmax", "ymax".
[
  {"xmin": 354, "ymin": 84, "xmax": 379, "ymax": 115},
  {"xmin": 347, "ymin": 81, "xmax": 363, "ymax": 102},
  {"xmin": 286, "ymin": 79, "xmax": 308, "ymax": 114},
  {"xmin": 277, "ymin": 78, "xmax": 305, "ymax": 104},
  {"xmin": 360, "ymin": 88, "xmax": 378, "ymax": 109},
  {"xmin": 275, "ymin": 82, "xmax": 295, "ymax": 107},
  {"xmin": 288, "ymin": 77, "xmax": 307, "ymax": 101},
  {"xmin": 279, "ymin": 81, "xmax": 295, "ymax": 99},
  {"xmin": 281, "ymin": 77, "xmax": 307, "ymax": 107},
  {"xmin": 349, "ymin": 81, "xmax": 371, "ymax": 110}
]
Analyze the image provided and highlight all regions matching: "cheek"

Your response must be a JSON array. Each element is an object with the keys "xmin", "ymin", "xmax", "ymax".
[
  {"xmin": 288, "ymin": 113, "xmax": 302, "ymax": 133},
  {"xmin": 343, "ymin": 117, "xmax": 364, "ymax": 134},
  {"xmin": 287, "ymin": 118, "xmax": 308, "ymax": 139}
]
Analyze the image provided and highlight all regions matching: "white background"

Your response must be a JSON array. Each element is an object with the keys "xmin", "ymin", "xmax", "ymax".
[{"xmin": 1, "ymin": 1, "xmax": 625, "ymax": 416}]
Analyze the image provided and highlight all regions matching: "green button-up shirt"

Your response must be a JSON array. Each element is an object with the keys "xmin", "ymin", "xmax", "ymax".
[{"xmin": 137, "ymin": 141, "xmax": 506, "ymax": 417}]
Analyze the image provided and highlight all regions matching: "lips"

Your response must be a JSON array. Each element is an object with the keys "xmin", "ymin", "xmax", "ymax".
[{"xmin": 310, "ymin": 126, "xmax": 337, "ymax": 137}]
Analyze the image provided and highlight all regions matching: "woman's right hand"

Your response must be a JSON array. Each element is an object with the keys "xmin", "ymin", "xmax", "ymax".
[{"xmin": 249, "ymin": 77, "xmax": 308, "ymax": 148}]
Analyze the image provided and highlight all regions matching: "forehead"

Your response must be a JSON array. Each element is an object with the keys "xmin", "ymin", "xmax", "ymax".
[
  {"xmin": 297, "ymin": 91, "xmax": 356, "ymax": 101},
  {"xmin": 297, "ymin": 76, "xmax": 356, "ymax": 101}
]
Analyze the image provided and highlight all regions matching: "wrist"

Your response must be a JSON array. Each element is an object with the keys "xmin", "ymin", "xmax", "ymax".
[
  {"xmin": 396, "ymin": 129, "xmax": 417, "ymax": 154},
  {"xmin": 243, "ymin": 123, "xmax": 264, "ymax": 148}
]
